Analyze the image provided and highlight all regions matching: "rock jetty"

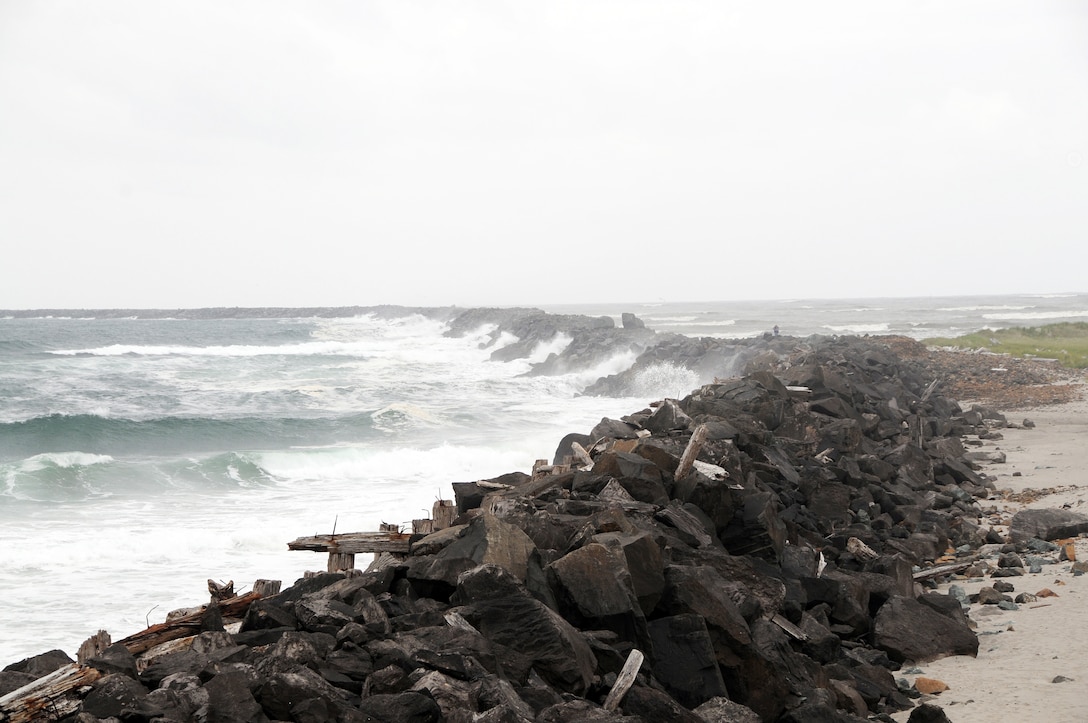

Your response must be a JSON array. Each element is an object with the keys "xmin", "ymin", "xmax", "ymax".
[{"xmin": 3, "ymin": 331, "xmax": 1080, "ymax": 722}]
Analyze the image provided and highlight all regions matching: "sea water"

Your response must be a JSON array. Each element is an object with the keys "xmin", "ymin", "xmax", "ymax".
[{"xmin": 1, "ymin": 293, "xmax": 1085, "ymax": 664}]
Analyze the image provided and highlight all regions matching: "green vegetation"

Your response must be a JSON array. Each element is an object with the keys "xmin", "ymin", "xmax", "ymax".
[{"xmin": 923, "ymin": 322, "xmax": 1088, "ymax": 369}]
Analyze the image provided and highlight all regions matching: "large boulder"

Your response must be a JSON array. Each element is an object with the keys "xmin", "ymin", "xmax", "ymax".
[
  {"xmin": 873, "ymin": 596, "xmax": 979, "ymax": 664},
  {"xmin": 452, "ymin": 565, "xmax": 597, "ymax": 694},
  {"xmin": 547, "ymin": 542, "xmax": 649, "ymax": 649},
  {"xmin": 1009, "ymin": 508, "xmax": 1088, "ymax": 542},
  {"xmin": 407, "ymin": 514, "xmax": 540, "ymax": 599},
  {"xmin": 647, "ymin": 614, "xmax": 730, "ymax": 708},
  {"xmin": 591, "ymin": 531, "xmax": 665, "ymax": 615}
]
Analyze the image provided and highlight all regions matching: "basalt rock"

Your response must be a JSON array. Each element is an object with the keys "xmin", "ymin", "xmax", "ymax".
[
  {"xmin": 873, "ymin": 596, "xmax": 979, "ymax": 663},
  {"xmin": 1009, "ymin": 507, "xmax": 1088, "ymax": 543}
]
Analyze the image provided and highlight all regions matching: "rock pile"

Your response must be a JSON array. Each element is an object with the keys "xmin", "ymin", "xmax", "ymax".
[{"xmin": 4, "ymin": 335, "xmax": 1076, "ymax": 722}]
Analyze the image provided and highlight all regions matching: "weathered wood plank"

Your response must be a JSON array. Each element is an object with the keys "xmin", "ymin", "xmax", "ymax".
[
  {"xmin": 327, "ymin": 552, "xmax": 355, "ymax": 572},
  {"xmin": 432, "ymin": 499, "xmax": 457, "ymax": 530},
  {"xmin": 674, "ymin": 424, "xmax": 708, "ymax": 482},
  {"xmin": 0, "ymin": 663, "xmax": 101, "ymax": 723},
  {"xmin": 570, "ymin": 441, "xmax": 595, "ymax": 468},
  {"xmin": 252, "ymin": 579, "xmax": 282, "ymax": 597},
  {"xmin": 911, "ymin": 561, "xmax": 972, "ymax": 581},
  {"xmin": 603, "ymin": 649, "xmax": 644, "ymax": 711},
  {"xmin": 287, "ymin": 531, "xmax": 412, "ymax": 555},
  {"xmin": 116, "ymin": 592, "xmax": 261, "ymax": 655}
]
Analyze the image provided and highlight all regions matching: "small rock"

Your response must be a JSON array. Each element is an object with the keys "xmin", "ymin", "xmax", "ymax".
[
  {"xmin": 998, "ymin": 552, "xmax": 1024, "ymax": 568},
  {"xmin": 991, "ymin": 567, "xmax": 1024, "ymax": 578},
  {"xmin": 1023, "ymin": 419, "xmax": 1035, "ymax": 428},
  {"xmin": 1036, "ymin": 588, "xmax": 1060, "ymax": 598},
  {"xmin": 1014, "ymin": 592, "xmax": 1038, "ymax": 604},
  {"xmin": 1070, "ymin": 561, "xmax": 1088, "ymax": 576},
  {"xmin": 1052, "ymin": 675, "xmax": 1074, "ymax": 684},
  {"xmin": 914, "ymin": 677, "xmax": 950, "ymax": 695},
  {"xmin": 992, "ymin": 580, "xmax": 1016, "ymax": 593},
  {"xmin": 977, "ymin": 587, "xmax": 1010, "ymax": 605}
]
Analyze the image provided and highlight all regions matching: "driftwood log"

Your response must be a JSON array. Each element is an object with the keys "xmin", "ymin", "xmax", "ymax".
[
  {"xmin": 116, "ymin": 592, "xmax": 261, "ymax": 655},
  {"xmin": 0, "ymin": 663, "xmax": 101, "ymax": 723}
]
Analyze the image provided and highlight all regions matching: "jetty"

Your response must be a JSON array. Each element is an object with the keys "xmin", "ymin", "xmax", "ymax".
[{"xmin": 4, "ymin": 333, "xmax": 1085, "ymax": 722}]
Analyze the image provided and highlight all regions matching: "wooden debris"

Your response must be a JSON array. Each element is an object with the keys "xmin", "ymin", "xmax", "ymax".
[
  {"xmin": 432, "ymin": 499, "xmax": 457, "ymax": 530},
  {"xmin": 602, "ymin": 648, "xmax": 644, "ymax": 712},
  {"xmin": 570, "ymin": 441, "xmax": 595, "ymax": 468},
  {"xmin": 847, "ymin": 537, "xmax": 880, "ymax": 561},
  {"xmin": 0, "ymin": 663, "xmax": 101, "ymax": 723},
  {"xmin": 327, "ymin": 552, "xmax": 355, "ymax": 572},
  {"xmin": 208, "ymin": 579, "xmax": 234, "ymax": 602},
  {"xmin": 76, "ymin": 630, "xmax": 110, "ymax": 664},
  {"xmin": 287, "ymin": 530, "xmax": 413, "ymax": 555},
  {"xmin": 770, "ymin": 614, "xmax": 809, "ymax": 641},
  {"xmin": 444, "ymin": 611, "xmax": 479, "ymax": 634},
  {"xmin": 116, "ymin": 592, "xmax": 260, "ymax": 655},
  {"xmin": 912, "ymin": 562, "xmax": 972, "ymax": 581},
  {"xmin": 674, "ymin": 424, "xmax": 708, "ymax": 482},
  {"xmin": 252, "ymin": 579, "xmax": 281, "ymax": 597}
]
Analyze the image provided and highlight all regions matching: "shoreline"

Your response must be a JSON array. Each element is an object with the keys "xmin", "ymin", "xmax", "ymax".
[{"xmin": 892, "ymin": 392, "xmax": 1088, "ymax": 722}]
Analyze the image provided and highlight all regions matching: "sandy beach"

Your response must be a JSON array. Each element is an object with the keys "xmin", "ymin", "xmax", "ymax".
[{"xmin": 892, "ymin": 393, "xmax": 1088, "ymax": 723}]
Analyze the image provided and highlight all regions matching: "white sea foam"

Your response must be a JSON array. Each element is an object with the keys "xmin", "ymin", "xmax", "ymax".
[
  {"xmin": 654, "ymin": 319, "xmax": 737, "ymax": 328},
  {"xmin": 627, "ymin": 362, "xmax": 700, "ymax": 400},
  {"xmin": 20, "ymin": 452, "xmax": 115, "ymax": 470},
  {"xmin": 938, "ymin": 305, "xmax": 1032, "ymax": 312},
  {"xmin": 982, "ymin": 310, "xmax": 1088, "ymax": 320},
  {"xmin": 822, "ymin": 323, "xmax": 891, "ymax": 334},
  {"xmin": 527, "ymin": 333, "xmax": 573, "ymax": 364},
  {"xmin": 50, "ymin": 340, "xmax": 382, "ymax": 357},
  {"xmin": 646, "ymin": 315, "xmax": 700, "ymax": 323}
]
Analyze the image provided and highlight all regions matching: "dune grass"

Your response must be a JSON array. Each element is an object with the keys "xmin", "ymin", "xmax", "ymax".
[{"xmin": 923, "ymin": 322, "xmax": 1088, "ymax": 369}]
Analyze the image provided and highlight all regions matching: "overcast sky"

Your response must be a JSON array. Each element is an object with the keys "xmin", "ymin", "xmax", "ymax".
[{"xmin": 1, "ymin": 2, "xmax": 1085, "ymax": 309}]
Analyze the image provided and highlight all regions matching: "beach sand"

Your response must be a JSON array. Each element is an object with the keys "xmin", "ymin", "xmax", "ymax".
[{"xmin": 892, "ymin": 394, "xmax": 1088, "ymax": 723}]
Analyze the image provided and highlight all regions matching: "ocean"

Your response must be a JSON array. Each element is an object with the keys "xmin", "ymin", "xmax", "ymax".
[{"xmin": 2, "ymin": 293, "xmax": 1085, "ymax": 664}]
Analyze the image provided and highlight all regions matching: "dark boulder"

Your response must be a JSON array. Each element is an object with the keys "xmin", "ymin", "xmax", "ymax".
[
  {"xmin": 620, "ymin": 684, "xmax": 703, "ymax": 722},
  {"xmin": 408, "ymin": 513, "xmax": 540, "ymax": 599},
  {"xmin": 452, "ymin": 565, "xmax": 596, "ymax": 694},
  {"xmin": 647, "ymin": 614, "xmax": 729, "ymax": 708},
  {"xmin": 357, "ymin": 691, "xmax": 443, "ymax": 722},
  {"xmin": 2, "ymin": 649, "xmax": 74, "ymax": 678},
  {"xmin": 873, "ymin": 596, "xmax": 979, "ymax": 664},
  {"xmin": 80, "ymin": 673, "xmax": 156, "ymax": 720},
  {"xmin": 1009, "ymin": 508, "xmax": 1088, "ymax": 542},
  {"xmin": 547, "ymin": 542, "xmax": 649, "ymax": 650},
  {"xmin": 204, "ymin": 668, "xmax": 268, "ymax": 723}
]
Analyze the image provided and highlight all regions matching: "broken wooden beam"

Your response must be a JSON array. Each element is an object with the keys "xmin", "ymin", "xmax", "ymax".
[
  {"xmin": 432, "ymin": 499, "xmax": 457, "ymax": 530},
  {"xmin": 674, "ymin": 423, "xmax": 708, "ymax": 482},
  {"xmin": 252, "ymin": 579, "xmax": 282, "ymax": 597},
  {"xmin": 603, "ymin": 648, "xmax": 644, "ymax": 711},
  {"xmin": 116, "ymin": 592, "xmax": 261, "ymax": 655},
  {"xmin": 0, "ymin": 663, "xmax": 101, "ymax": 723},
  {"xmin": 287, "ymin": 530, "xmax": 413, "ymax": 555},
  {"xmin": 911, "ymin": 561, "xmax": 972, "ymax": 582}
]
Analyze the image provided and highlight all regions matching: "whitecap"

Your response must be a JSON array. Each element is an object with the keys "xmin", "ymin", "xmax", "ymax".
[{"xmin": 982, "ymin": 310, "xmax": 1088, "ymax": 321}]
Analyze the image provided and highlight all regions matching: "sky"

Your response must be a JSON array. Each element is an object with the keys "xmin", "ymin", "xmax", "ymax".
[{"xmin": 1, "ymin": 1, "xmax": 1085, "ymax": 309}]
